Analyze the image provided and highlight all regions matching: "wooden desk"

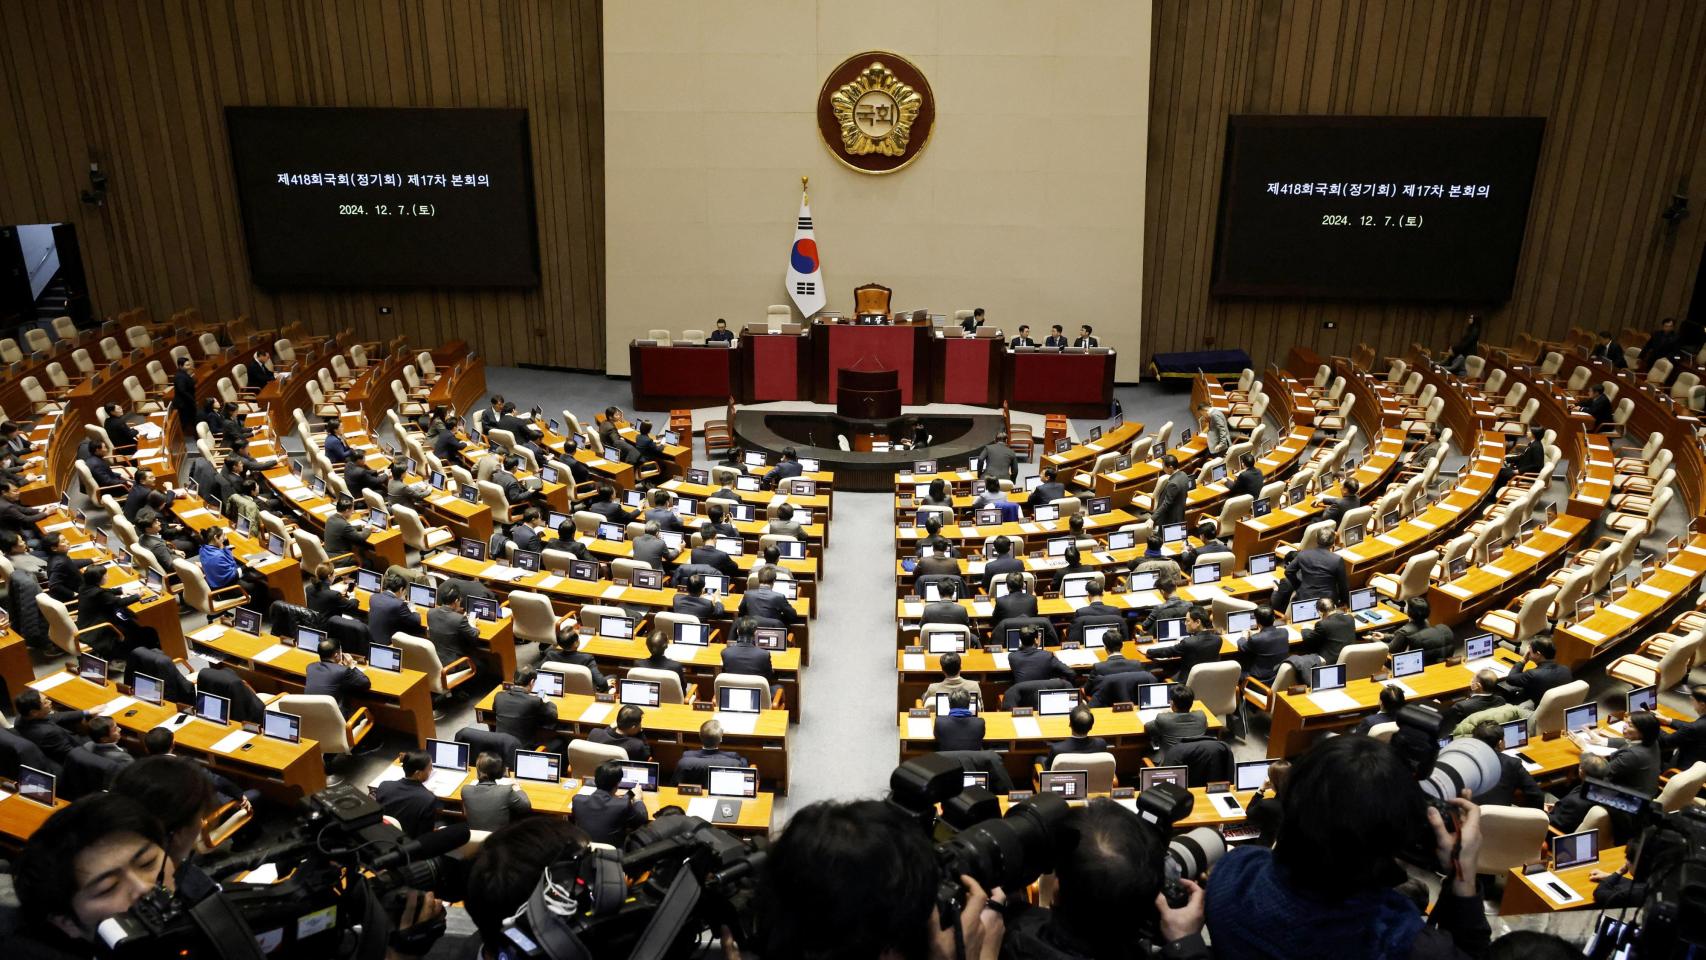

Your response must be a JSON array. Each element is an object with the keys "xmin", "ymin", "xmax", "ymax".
[
  {"xmin": 1339, "ymin": 434, "xmax": 1505, "ymax": 585},
  {"xmin": 1232, "ymin": 430, "xmax": 1407, "ymax": 567},
  {"xmin": 1266, "ymin": 658, "xmax": 1496, "ymax": 758},
  {"xmin": 1041, "ymin": 421, "xmax": 1146, "ymax": 479},
  {"xmin": 580, "ymin": 633, "xmax": 802, "ymax": 723},
  {"xmin": 30, "ymin": 670, "xmax": 326, "ymax": 801},
  {"xmin": 370, "ymin": 759, "xmax": 774, "ymax": 833},
  {"xmin": 473, "ymin": 689, "xmax": 793, "ymax": 792},
  {"xmin": 898, "ymin": 705, "xmax": 1223, "ymax": 783},
  {"xmin": 0, "ymin": 790, "xmax": 67, "ymax": 850},
  {"xmin": 996, "ymin": 786, "xmax": 1262, "ymax": 830},
  {"xmin": 1551, "ymin": 534, "xmax": 1706, "ymax": 669},
  {"xmin": 0, "ymin": 627, "xmax": 32, "ymax": 705},
  {"xmin": 1500, "ymin": 846, "xmax": 1625, "ymax": 915},
  {"xmin": 895, "ymin": 510, "xmax": 1139, "ymax": 557},
  {"xmin": 1428, "ymin": 515, "xmax": 1590, "ymax": 625},
  {"xmin": 171, "ymin": 494, "xmax": 308, "ymax": 607},
  {"xmin": 186, "ymin": 622, "xmax": 436, "ymax": 747}
]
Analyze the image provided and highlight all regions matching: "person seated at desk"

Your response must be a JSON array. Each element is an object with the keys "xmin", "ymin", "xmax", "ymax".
[
  {"xmin": 675, "ymin": 719, "xmax": 750, "ymax": 787},
  {"xmin": 970, "ymin": 478, "xmax": 1004, "ymax": 511},
  {"xmin": 1407, "ymin": 426, "xmax": 1444, "ymax": 467},
  {"xmin": 763, "ymin": 447, "xmax": 803, "ymax": 489},
  {"xmin": 83, "ymin": 439, "xmax": 131, "ymax": 494},
  {"xmin": 1605, "ymin": 710, "xmax": 1663, "ymax": 796},
  {"xmin": 13, "ymin": 688, "xmax": 90, "ymax": 766},
  {"xmin": 1037, "ymin": 323, "xmax": 1067, "ymax": 348},
  {"xmin": 1353, "ymin": 685, "xmax": 1408, "ymax": 736},
  {"xmin": 1149, "ymin": 684, "xmax": 1210, "ymax": 753},
  {"xmin": 1070, "ymin": 580, "xmax": 1121, "ymax": 624},
  {"xmin": 914, "ymin": 538, "xmax": 961, "ymax": 581},
  {"xmin": 1322, "ymin": 476, "xmax": 1361, "ymax": 527},
  {"xmin": 42, "ymin": 532, "xmax": 89, "ymax": 602},
  {"xmin": 1129, "ymin": 531, "xmax": 1182, "ymax": 586},
  {"xmin": 1050, "ymin": 545, "xmax": 1094, "ymax": 595},
  {"xmin": 920, "ymin": 577, "xmax": 971, "ymax": 629},
  {"xmin": 1548, "ymin": 753, "xmax": 1633, "ymax": 839},
  {"xmin": 305, "ymin": 561, "xmax": 361, "ymax": 626},
  {"xmin": 917, "ymin": 477, "xmax": 953, "ymax": 511},
  {"xmin": 695, "ymin": 502, "xmax": 736, "ymax": 540},
  {"xmin": 1177, "ymin": 521, "xmax": 1229, "ymax": 573},
  {"xmin": 587, "ymin": 483, "xmax": 637, "ymax": 526},
  {"xmin": 721, "ymin": 616, "xmax": 776, "ymax": 684},
  {"xmin": 1198, "ymin": 402, "xmax": 1232, "ymax": 457},
  {"xmin": 957, "ymin": 307, "xmax": 986, "ymax": 335},
  {"xmin": 244, "ymin": 347, "xmax": 276, "ymax": 390},
  {"xmin": 689, "ymin": 521, "xmax": 742, "ymax": 579},
  {"xmin": 633, "ymin": 419, "xmax": 672, "ymax": 479},
  {"xmin": 495, "ymin": 667, "xmax": 564, "ymax": 754},
  {"xmin": 992, "ymin": 571, "xmax": 1040, "ymax": 628},
  {"xmin": 1640, "ymin": 316, "xmax": 1680, "ymax": 369},
  {"xmin": 305, "ymin": 636, "xmax": 373, "ymax": 713},
  {"xmin": 1145, "ymin": 606, "xmax": 1221, "ymax": 681},
  {"xmin": 1027, "ymin": 467, "xmax": 1066, "ymax": 509},
  {"xmin": 1139, "ymin": 578, "xmax": 1193, "ymax": 636},
  {"xmin": 366, "ymin": 570, "xmax": 419, "ymax": 653},
  {"xmin": 1274, "ymin": 526, "xmax": 1350, "ymax": 611},
  {"xmin": 636, "ymin": 627, "xmax": 687, "ymax": 683},
  {"xmin": 76, "ymin": 565, "xmax": 150, "ymax": 659},
  {"xmin": 923, "ymin": 651, "xmax": 983, "ymax": 706},
  {"xmin": 493, "ymin": 454, "xmax": 546, "ymax": 510},
  {"xmin": 1469, "ymin": 719, "xmax": 1543, "ymax": 807},
  {"xmin": 1293, "ymin": 596, "xmax": 1351, "ymax": 663},
  {"xmin": 462, "ymin": 751, "xmax": 532, "ymax": 831},
  {"xmin": 982, "ymin": 536, "xmax": 1024, "ymax": 591},
  {"xmin": 1238, "ymin": 605, "xmax": 1291, "ymax": 685},
  {"xmin": 740, "ymin": 565, "xmax": 797, "ymax": 628},
  {"xmin": 223, "ymin": 477, "xmax": 262, "ymax": 531},
  {"xmin": 1661, "ymin": 685, "xmax": 1706, "ymax": 769},
  {"xmin": 386, "ymin": 462, "xmax": 430, "ymax": 512},
  {"xmin": 629, "ymin": 520, "xmax": 679, "ymax": 571},
  {"xmin": 1010, "ymin": 625, "xmax": 1075, "ymax": 685},
  {"xmin": 101, "ymin": 402, "xmax": 139, "ymax": 457},
  {"xmin": 598, "ymin": 407, "xmax": 643, "ymax": 465},
  {"xmin": 1008, "ymin": 325, "xmax": 1037, "ymax": 348},
  {"xmin": 496, "ymin": 401, "xmax": 541, "ymax": 444},
  {"xmin": 1377, "ymin": 597, "xmax": 1457, "ymax": 665},
  {"xmin": 573, "ymin": 760, "xmax": 650, "ymax": 846},
  {"xmin": 343, "ymin": 458, "xmax": 385, "ymax": 503},
  {"xmin": 510, "ymin": 507, "xmax": 548, "ymax": 555},
  {"xmin": 708, "ymin": 477, "xmax": 742, "ymax": 503},
  {"xmin": 8, "ymin": 793, "xmax": 176, "ymax": 960},
  {"xmin": 1228, "ymin": 452, "xmax": 1264, "ymax": 502},
  {"xmin": 377, "ymin": 749, "xmax": 444, "ymax": 838},
  {"xmin": 1579, "ymin": 383, "xmax": 1614, "ymax": 428},
  {"xmin": 475, "ymin": 394, "xmax": 506, "ymax": 437},
  {"xmin": 322, "ymin": 419, "xmax": 355, "ymax": 466},
  {"xmin": 933, "ymin": 689, "xmax": 985, "ymax": 751},
  {"xmin": 545, "ymin": 624, "xmax": 611, "ymax": 692},
  {"xmin": 1041, "ymin": 706, "xmax": 1110, "ymax": 770},
  {"xmin": 1437, "ymin": 670, "xmax": 1506, "ymax": 736},
  {"xmin": 81, "ymin": 715, "xmax": 134, "ymax": 775},
  {"xmin": 427, "ymin": 580, "xmax": 481, "ymax": 668},
  {"xmin": 670, "ymin": 573, "xmax": 719, "ymax": 621},
  {"xmin": 432, "ymin": 419, "xmax": 469, "ymax": 467},
  {"xmin": 1589, "ymin": 329, "xmax": 1626, "ymax": 368},
  {"xmin": 1, "ymin": 477, "xmax": 52, "ymax": 542},
  {"xmin": 707, "ymin": 317, "xmax": 735, "ymax": 343},
  {"xmin": 324, "ymin": 496, "xmax": 372, "ymax": 560},
  {"xmin": 1501, "ymin": 637, "xmax": 1572, "ymax": 705},
  {"xmin": 1074, "ymin": 325, "xmax": 1099, "ymax": 348},
  {"xmin": 589, "ymin": 704, "xmax": 652, "ymax": 761},
  {"xmin": 1497, "ymin": 427, "xmax": 1545, "ymax": 487},
  {"xmin": 1086, "ymin": 633, "xmax": 1151, "ymax": 695},
  {"xmin": 768, "ymin": 502, "xmax": 807, "ymax": 540},
  {"xmin": 916, "ymin": 515, "xmax": 959, "ymax": 557}
]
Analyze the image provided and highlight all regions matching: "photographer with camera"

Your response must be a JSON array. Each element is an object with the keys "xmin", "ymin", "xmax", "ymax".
[
  {"xmin": 760, "ymin": 798, "xmax": 1006, "ymax": 960},
  {"xmin": 12, "ymin": 794, "xmax": 174, "ymax": 960},
  {"xmin": 1001, "ymin": 799, "xmax": 1208, "ymax": 960},
  {"xmin": 1205, "ymin": 735, "xmax": 1491, "ymax": 959}
]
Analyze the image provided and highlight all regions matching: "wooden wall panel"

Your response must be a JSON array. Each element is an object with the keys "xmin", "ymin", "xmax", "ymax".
[
  {"xmin": 0, "ymin": 0, "xmax": 604, "ymax": 370},
  {"xmin": 1145, "ymin": 0, "xmax": 1706, "ymax": 372}
]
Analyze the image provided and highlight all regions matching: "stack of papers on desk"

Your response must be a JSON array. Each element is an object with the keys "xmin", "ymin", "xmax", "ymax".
[
  {"xmin": 1057, "ymin": 648, "xmax": 1099, "ymax": 668},
  {"xmin": 1305, "ymin": 690, "xmax": 1362, "ymax": 713},
  {"xmin": 1011, "ymin": 717, "xmax": 1042, "ymax": 738},
  {"xmin": 210, "ymin": 730, "xmax": 255, "ymax": 754},
  {"xmin": 254, "ymin": 644, "xmax": 292, "ymax": 663},
  {"xmin": 1464, "ymin": 656, "xmax": 1506, "ymax": 677},
  {"xmin": 686, "ymin": 797, "xmax": 720, "ymax": 820},
  {"xmin": 718, "ymin": 712, "xmax": 758, "ymax": 735},
  {"xmin": 98, "ymin": 696, "xmax": 138, "ymax": 716},
  {"xmin": 901, "ymin": 653, "xmax": 926, "ymax": 672},
  {"xmin": 578, "ymin": 704, "xmax": 614, "ymax": 724},
  {"xmin": 906, "ymin": 717, "xmax": 933, "ymax": 739},
  {"xmin": 425, "ymin": 769, "xmax": 466, "ymax": 798}
]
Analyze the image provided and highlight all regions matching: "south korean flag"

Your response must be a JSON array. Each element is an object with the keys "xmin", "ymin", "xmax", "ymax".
[{"xmin": 785, "ymin": 193, "xmax": 826, "ymax": 318}]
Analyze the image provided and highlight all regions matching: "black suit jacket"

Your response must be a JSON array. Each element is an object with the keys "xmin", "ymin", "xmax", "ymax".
[
  {"xmin": 934, "ymin": 713, "xmax": 986, "ymax": 751},
  {"xmin": 1152, "ymin": 472, "xmax": 1193, "ymax": 526},
  {"xmin": 367, "ymin": 592, "xmax": 421, "ymax": 648},
  {"xmin": 1086, "ymin": 656, "xmax": 1153, "ymax": 694},
  {"xmin": 1437, "ymin": 693, "xmax": 1505, "ymax": 735},
  {"xmin": 1229, "ymin": 467, "xmax": 1264, "ymax": 502},
  {"xmin": 1286, "ymin": 548, "xmax": 1350, "ymax": 604},
  {"xmin": 675, "ymin": 747, "xmax": 751, "ymax": 786},
  {"xmin": 1009, "ymin": 646, "xmax": 1076, "ymax": 685},
  {"xmin": 1240, "ymin": 627, "xmax": 1292, "ymax": 684},
  {"xmin": 426, "ymin": 606, "xmax": 480, "ymax": 666},
  {"xmin": 126, "ymin": 646, "xmax": 195, "ymax": 705},
  {"xmin": 173, "ymin": 370, "xmax": 198, "ymax": 414},
  {"xmin": 304, "ymin": 661, "xmax": 372, "ymax": 712},
  {"xmin": 104, "ymin": 416, "xmax": 139, "ymax": 453},
  {"xmin": 1479, "ymin": 754, "xmax": 1544, "ymax": 807},
  {"xmin": 690, "ymin": 545, "xmax": 740, "ymax": 579},
  {"xmin": 1504, "ymin": 660, "xmax": 1572, "ymax": 705},
  {"xmin": 589, "ymin": 725, "xmax": 652, "ymax": 761},
  {"xmin": 1662, "ymin": 716, "xmax": 1706, "ymax": 770},
  {"xmin": 739, "ymin": 586, "xmax": 796, "ymax": 626},
  {"xmin": 1027, "ymin": 482, "xmax": 1067, "ymax": 508},
  {"xmin": 1043, "ymin": 735, "xmax": 1109, "ymax": 769},
  {"xmin": 993, "ymin": 591, "xmax": 1039, "ymax": 625},
  {"xmin": 1303, "ymin": 613, "xmax": 1357, "ymax": 663},
  {"xmin": 16, "ymin": 711, "xmax": 88, "ymax": 764},
  {"xmin": 307, "ymin": 580, "xmax": 361, "ymax": 621},
  {"xmin": 1147, "ymin": 630, "xmax": 1223, "ymax": 679},
  {"xmin": 672, "ymin": 594, "xmax": 719, "ymax": 620},
  {"xmin": 197, "ymin": 665, "xmax": 266, "ymax": 725},
  {"xmin": 376, "ymin": 778, "xmax": 442, "ymax": 838},
  {"xmin": 721, "ymin": 642, "xmax": 775, "ymax": 683},
  {"xmin": 493, "ymin": 688, "xmax": 559, "ymax": 743},
  {"xmin": 572, "ymin": 789, "xmax": 649, "ymax": 845},
  {"xmin": 922, "ymin": 600, "xmax": 972, "ymax": 628}
]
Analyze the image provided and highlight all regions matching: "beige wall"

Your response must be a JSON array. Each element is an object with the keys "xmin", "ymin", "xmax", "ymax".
[{"xmin": 604, "ymin": 0, "xmax": 1152, "ymax": 378}]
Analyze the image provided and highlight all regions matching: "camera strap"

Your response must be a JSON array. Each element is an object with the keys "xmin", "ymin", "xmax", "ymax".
[{"xmin": 185, "ymin": 889, "xmax": 267, "ymax": 960}]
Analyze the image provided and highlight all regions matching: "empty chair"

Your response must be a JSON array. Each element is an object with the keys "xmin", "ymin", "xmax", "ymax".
[
  {"xmin": 645, "ymin": 329, "xmax": 673, "ymax": 345},
  {"xmin": 1369, "ymin": 552, "xmax": 1437, "ymax": 602},
  {"xmin": 1606, "ymin": 632, "xmax": 1700, "ymax": 691},
  {"xmin": 275, "ymin": 693, "xmax": 373, "ymax": 757},
  {"xmin": 1184, "ymin": 661, "xmax": 1242, "ymax": 725},
  {"xmin": 1473, "ymin": 806, "xmax": 1550, "ymax": 875},
  {"xmin": 1047, "ymin": 752, "xmax": 1116, "ymax": 794},
  {"xmin": 1336, "ymin": 641, "xmax": 1391, "ymax": 681},
  {"xmin": 1657, "ymin": 762, "xmax": 1706, "ymax": 814},
  {"xmin": 568, "ymin": 739, "xmax": 629, "ymax": 780},
  {"xmin": 1478, "ymin": 585, "xmax": 1558, "ymax": 647},
  {"xmin": 1529, "ymin": 680, "xmax": 1590, "ymax": 736},
  {"xmin": 394, "ymin": 633, "xmax": 477, "ymax": 694}
]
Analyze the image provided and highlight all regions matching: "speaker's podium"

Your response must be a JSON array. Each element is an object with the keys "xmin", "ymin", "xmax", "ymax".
[{"xmin": 836, "ymin": 364, "xmax": 901, "ymax": 420}]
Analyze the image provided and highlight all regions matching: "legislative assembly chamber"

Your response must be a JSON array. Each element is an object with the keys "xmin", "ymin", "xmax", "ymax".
[{"xmin": 1, "ymin": 2, "xmax": 1704, "ymax": 959}]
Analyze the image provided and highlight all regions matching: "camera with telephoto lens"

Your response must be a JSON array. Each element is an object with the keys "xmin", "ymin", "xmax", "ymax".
[
  {"xmin": 497, "ymin": 812, "xmax": 766, "ymax": 960},
  {"xmin": 95, "ymin": 781, "xmax": 461, "ymax": 959},
  {"xmin": 1389, "ymin": 703, "xmax": 1500, "ymax": 839},
  {"xmin": 1129, "ymin": 780, "xmax": 1226, "ymax": 907}
]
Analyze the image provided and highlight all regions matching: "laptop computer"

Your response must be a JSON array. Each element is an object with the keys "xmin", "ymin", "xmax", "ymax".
[
  {"xmin": 17, "ymin": 766, "xmax": 55, "ymax": 806},
  {"xmin": 296, "ymin": 626, "xmax": 329, "ymax": 651},
  {"xmin": 619, "ymin": 678, "xmax": 662, "ymax": 707},
  {"xmin": 467, "ymin": 596, "xmax": 500, "ymax": 622},
  {"xmin": 262, "ymin": 709, "xmax": 301, "ymax": 743},
  {"xmin": 1162, "ymin": 523, "xmax": 1187, "ymax": 544},
  {"xmin": 1564, "ymin": 703, "xmax": 1599, "ymax": 732},
  {"xmin": 1107, "ymin": 530, "xmax": 1136, "ymax": 551},
  {"xmin": 369, "ymin": 643, "xmax": 402, "ymax": 672},
  {"xmin": 1390, "ymin": 649, "xmax": 1425, "ymax": 679},
  {"xmin": 934, "ymin": 692, "xmax": 981, "ymax": 715},
  {"xmin": 616, "ymin": 761, "xmax": 661, "ymax": 792},
  {"xmin": 1153, "ymin": 617, "xmax": 1185, "ymax": 641},
  {"xmin": 1350, "ymin": 587, "xmax": 1379, "ymax": 622},
  {"xmin": 1551, "ymin": 830, "xmax": 1599, "ymax": 870},
  {"xmin": 1033, "ymin": 503, "xmax": 1060, "ymax": 522},
  {"xmin": 1226, "ymin": 610, "xmax": 1256, "ymax": 633},
  {"xmin": 458, "ymin": 538, "xmax": 487, "ymax": 561},
  {"xmin": 1310, "ymin": 663, "xmax": 1347, "ymax": 691},
  {"xmin": 195, "ymin": 690, "xmax": 231, "ymax": 725},
  {"xmin": 409, "ymin": 583, "xmax": 437, "ymax": 608},
  {"xmin": 1248, "ymin": 552, "xmax": 1277, "ymax": 576},
  {"xmin": 1289, "ymin": 598, "xmax": 1322, "ymax": 625},
  {"xmin": 1139, "ymin": 766, "xmax": 1188, "ymax": 791},
  {"xmin": 718, "ymin": 685, "xmax": 763, "ymax": 714},
  {"xmin": 132, "ymin": 672, "xmax": 164, "ymax": 705},
  {"xmin": 1038, "ymin": 769, "xmax": 1089, "ymax": 799},
  {"xmin": 232, "ymin": 607, "xmax": 263, "ymax": 635},
  {"xmin": 514, "ymin": 749, "xmax": 562, "ymax": 784},
  {"xmin": 1036, "ymin": 689, "xmax": 1080, "ymax": 716},
  {"xmin": 1234, "ymin": 760, "xmax": 1272, "ymax": 792},
  {"xmin": 1191, "ymin": 562, "xmax": 1220, "ymax": 585},
  {"xmin": 77, "ymin": 652, "xmax": 108, "ymax": 683},
  {"xmin": 708, "ymin": 765, "xmax": 760, "ymax": 799}
]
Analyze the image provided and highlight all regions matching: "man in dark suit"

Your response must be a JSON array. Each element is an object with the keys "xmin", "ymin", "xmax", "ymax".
[
  {"xmin": 981, "ymin": 536, "xmax": 1025, "ymax": 592},
  {"xmin": 376, "ymin": 749, "xmax": 443, "ymax": 838},
  {"xmin": 1151, "ymin": 456, "xmax": 1192, "ymax": 528},
  {"xmin": 1043, "ymin": 324, "xmax": 1068, "ymax": 348},
  {"xmin": 1010, "ymin": 324, "xmax": 1037, "ymax": 348},
  {"xmin": 495, "ymin": 402, "xmax": 539, "ymax": 443},
  {"xmin": 493, "ymin": 455, "xmax": 544, "ymax": 510},
  {"xmin": 427, "ymin": 581, "xmax": 481, "ymax": 667},
  {"xmin": 1069, "ymin": 581, "xmax": 1122, "ymax": 628},
  {"xmin": 545, "ymin": 627, "xmax": 610, "ymax": 692},
  {"xmin": 992, "ymin": 572, "xmax": 1039, "ymax": 626},
  {"xmin": 1281, "ymin": 527, "xmax": 1350, "ymax": 606},
  {"xmin": 916, "ymin": 516, "xmax": 959, "ymax": 557},
  {"xmin": 1140, "ymin": 579, "xmax": 1193, "ymax": 636},
  {"xmin": 721, "ymin": 618, "xmax": 776, "ymax": 684},
  {"xmin": 1085, "ymin": 633, "xmax": 1152, "ymax": 697},
  {"xmin": 244, "ymin": 348, "xmax": 276, "ymax": 390},
  {"xmin": 707, "ymin": 318, "xmax": 735, "ymax": 343},
  {"xmin": 1321, "ymin": 477, "xmax": 1360, "ymax": 528},
  {"xmin": 1640, "ymin": 317, "xmax": 1680, "ymax": 369},
  {"xmin": 304, "ymin": 637, "xmax": 372, "ymax": 713},
  {"xmin": 1010, "ymin": 626, "xmax": 1076, "ymax": 685},
  {"xmin": 493, "ymin": 668, "xmax": 562, "ymax": 750},
  {"xmin": 324, "ymin": 498, "xmax": 372, "ymax": 560},
  {"xmin": 1498, "ymin": 427, "xmax": 1546, "ymax": 487},
  {"xmin": 933, "ymin": 690, "xmax": 985, "ymax": 751},
  {"xmin": 1588, "ymin": 330, "xmax": 1626, "ymax": 369},
  {"xmin": 631, "ymin": 522, "xmax": 680, "ymax": 570},
  {"xmin": 366, "ymin": 572, "xmax": 420, "ymax": 651},
  {"xmin": 587, "ymin": 483, "xmax": 637, "ymax": 525},
  {"xmin": 13, "ymin": 689, "xmax": 89, "ymax": 764},
  {"xmin": 101, "ymin": 402, "xmax": 139, "ymax": 456},
  {"xmin": 572, "ymin": 760, "xmax": 650, "ymax": 845},
  {"xmin": 690, "ymin": 522, "xmax": 741, "ymax": 579},
  {"xmin": 1471, "ymin": 720, "xmax": 1544, "ymax": 807},
  {"xmin": 1177, "ymin": 521, "xmax": 1229, "ymax": 573},
  {"xmin": 763, "ymin": 447, "xmax": 803, "ymax": 489},
  {"xmin": 1379, "ymin": 597, "xmax": 1457, "ymax": 664},
  {"xmin": 1302, "ymin": 597, "xmax": 1358, "ymax": 664},
  {"xmin": 914, "ymin": 539, "xmax": 962, "ymax": 580},
  {"xmin": 978, "ymin": 435, "xmax": 1020, "ymax": 484},
  {"xmin": 738, "ymin": 566, "xmax": 797, "ymax": 627},
  {"xmin": 1145, "ymin": 606, "xmax": 1222, "ymax": 681},
  {"xmin": 173, "ymin": 356, "xmax": 198, "ymax": 438},
  {"xmin": 1435, "ymin": 670, "xmax": 1506, "ymax": 735},
  {"xmin": 1549, "ymin": 754, "xmax": 1633, "ymax": 840},
  {"xmin": 84, "ymin": 440, "xmax": 131, "ymax": 493},
  {"xmin": 1043, "ymin": 706, "xmax": 1109, "ymax": 768},
  {"xmin": 1607, "ymin": 711, "xmax": 1663, "ymax": 797},
  {"xmin": 920, "ymin": 577, "xmax": 972, "ymax": 628},
  {"xmin": 703, "ymin": 503, "xmax": 741, "ymax": 539},
  {"xmin": 1579, "ymin": 383, "xmax": 1614, "ymax": 427},
  {"xmin": 675, "ymin": 719, "xmax": 750, "ymax": 786},
  {"xmin": 589, "ymin": 704, "xmax": 652, "ymax": 760},
  {"xmin": 432, "ymin": 423, "xmax": 468, "ymax": 467},
  {"xmin": 0, "ymin": 478, "xmax": 51, "ymax": 541},
  {"xmin": 633, "ymin": 420, "xmax": 671, "ymax": 479},
  {"xmin": 1026, "ymin": 468, "xmax": 1066, "ymax": 509},
  {"xmin": 1228, "ymin": 452, "xmax": 1264, "ymax": 502},
  {"xmin": 640, "ymin": 489, "xmax": 683, "ymax": 534},
  {"xmin": 672, "ymin": 574, "xmax": 720, "ymax": 620},
  {"xmin": 598, "ymin": 407, "xmax": 642, "ymax": 464},
  {"xmin": 1661, "ymin": 686, "xmax": 1706, "ymax": 770},
  {"xmin": 1148, "ymin": 684, "xmax": 1210, "ymax": 753},
  {"xmin": 502, "ymin": 508, "xmax": 544, "ymax": 556},
  {"xmin": 1073, "ymin": 325, "xmax": 1100, "ymax": 348},
  {"xmin": 1502, "ymin": 637, "xmax": 1572, "ymax": 705},
  {"xmin": 1237, "ymin": 605, "xmax": 1291, "ymax": 684},
  {"xmin": 196, "ymin": 657, "xmax": 266, "ymax": 725},
  {"xmin": 126, "ymin": 645, "xmax": 195, "ymax": 706}
]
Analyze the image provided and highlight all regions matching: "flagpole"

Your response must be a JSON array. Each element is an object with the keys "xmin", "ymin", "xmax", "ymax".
[{"xmin": 801, "ymin": 175, "xmax": 809, "ymax": 204}]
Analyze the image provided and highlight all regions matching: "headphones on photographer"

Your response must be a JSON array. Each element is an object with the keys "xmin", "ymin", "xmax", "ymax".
[{"xmin": 504, "ymin": 846, "xmax": 627, "ymax": 960}]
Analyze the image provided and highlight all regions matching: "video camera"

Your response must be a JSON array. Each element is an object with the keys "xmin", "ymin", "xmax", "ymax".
[
  {"xmin": 1581, "ymin": 788, "xmax": 1706, "ymax": 960},
  {"xmin": 98, "ymin": 781, "xmax": 463, "ymax": 959}
]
